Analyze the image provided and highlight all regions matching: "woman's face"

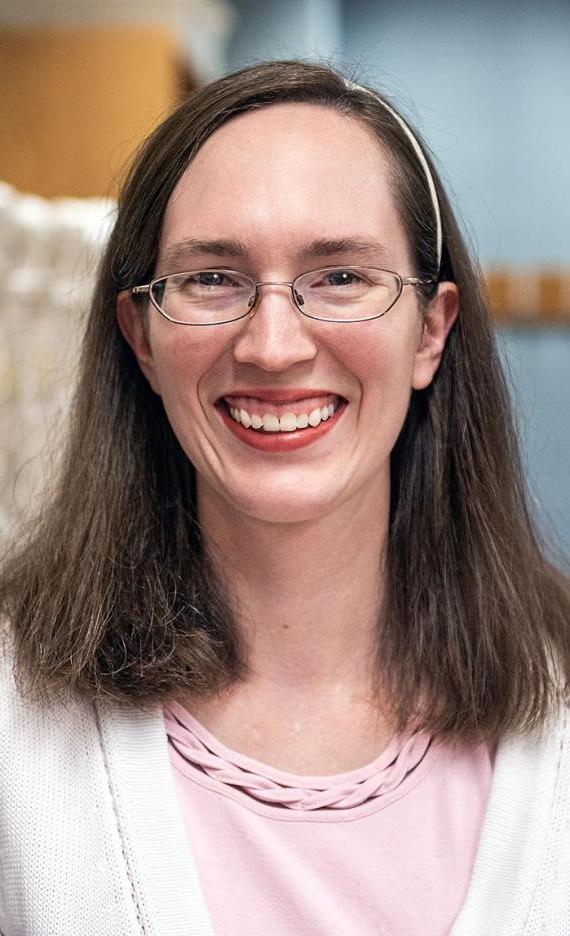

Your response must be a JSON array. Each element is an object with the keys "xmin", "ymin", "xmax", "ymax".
[{"xmin": 118, "ymin": 103, "xmax": 457, "ymax": 525}]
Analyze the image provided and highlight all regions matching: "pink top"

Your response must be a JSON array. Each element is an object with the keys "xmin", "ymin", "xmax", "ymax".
[{"xmin": 164, "ymin": 702, "xmax": 494, "ymax": 936}]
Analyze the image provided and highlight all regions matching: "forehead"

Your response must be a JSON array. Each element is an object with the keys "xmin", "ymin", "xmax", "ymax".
[{"xmin": 159, "ymin": 103, "xmax": 409, "ymax": 268}]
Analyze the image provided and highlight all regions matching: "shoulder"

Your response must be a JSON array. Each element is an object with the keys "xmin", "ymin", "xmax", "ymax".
[
  {"xmin": 493, "ymin": 702, "xmax": 570, "ymax": 795},
  {"xmin": 447, "ymin": 706, "xmax": 570, "ymax": 934},
  {"xmin": 488, "ymin": 703, "xmax": 570, "ymax": 881},
  {"xmin": 0, "ymin": 620, "xmax": 100, "ymax": 773},
  {"xmin": 0, "ymin": 620, "xmax": 168, "ymax": 786}
]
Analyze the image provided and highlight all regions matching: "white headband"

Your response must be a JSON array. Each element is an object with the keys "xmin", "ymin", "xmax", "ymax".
[{"xmin": 344, "ymin": 80, "xmax": 442, "ymax": 273}]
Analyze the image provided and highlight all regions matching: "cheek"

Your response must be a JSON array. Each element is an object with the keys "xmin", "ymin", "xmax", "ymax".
[
  {"xmin": 150, "ymin": 326, "xmax": 226, "ymax": 403},
  {"xmin": 334, "ymin": 320, "xmax": 420, "ymax": 463},
  {"xmin": 148, "ymin": 328, "xmax": 230, "ymax": 457},
  {"xmin": 332, "ymin": 319, "xmax": 419, "ymax": 401}
]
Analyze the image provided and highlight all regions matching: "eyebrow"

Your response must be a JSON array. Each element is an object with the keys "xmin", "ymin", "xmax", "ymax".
[
  {"xmin": 158, "ymin": 236, "xmax": 389, "ymax": 271},
  {"xmin": 300, "ymin": 238, "xmax": 389, "ymax": 261},
  {"xmin": 159, "ymin": 238, "xmax": 248, "ymax": 269}
]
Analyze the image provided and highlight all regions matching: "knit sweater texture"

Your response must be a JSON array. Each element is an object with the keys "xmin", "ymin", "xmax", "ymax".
[{"xmin": 1, "ymin": 637, "xmax": 569, "ymax": 936}]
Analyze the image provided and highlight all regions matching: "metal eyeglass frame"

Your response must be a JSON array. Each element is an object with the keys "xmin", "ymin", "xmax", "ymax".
[{"xmin": 130, "ymin": 266, "xmax": 436, "ymax": 326}]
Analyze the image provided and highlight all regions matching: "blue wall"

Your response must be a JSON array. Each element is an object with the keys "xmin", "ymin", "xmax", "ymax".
[
  {"xmin": 498, "ymin": 327, "xmax": 570, "ymax": 558},
  {"xmin": 227, "ymin": 0, "xmax": 343, "ymax": 69}
]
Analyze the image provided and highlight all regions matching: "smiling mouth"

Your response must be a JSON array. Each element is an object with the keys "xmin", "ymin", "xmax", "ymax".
[{"xmin": 220, "ymin": 394, "xmax": 345, "ymax": 433}]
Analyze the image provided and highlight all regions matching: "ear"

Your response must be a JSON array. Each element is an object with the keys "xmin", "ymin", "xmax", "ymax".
[
  {"xmin": 116, "ymin": 290, "xmax": 161, "ymax": 395},
  {"xmin": 412, "ymin": 282, "xmax": 459, "ymax": 390}
]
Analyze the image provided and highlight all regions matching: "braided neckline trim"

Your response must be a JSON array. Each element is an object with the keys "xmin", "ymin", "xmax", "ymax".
[{"xmin": 164, "ymin": 701, "xmax": 432, "ymax": 812}]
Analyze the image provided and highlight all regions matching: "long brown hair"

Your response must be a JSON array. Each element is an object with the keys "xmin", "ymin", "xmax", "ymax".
[{"xmin": 2, "ymin": 60, "xmax": 569, "ymax": 740}]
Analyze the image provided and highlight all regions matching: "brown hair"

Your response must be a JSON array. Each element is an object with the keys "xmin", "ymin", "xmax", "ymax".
[{"xmin": 1, "ymin": 60, "xmax": 569, "ymax": 740}]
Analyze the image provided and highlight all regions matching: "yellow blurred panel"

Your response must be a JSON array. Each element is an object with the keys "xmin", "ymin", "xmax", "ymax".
[
  {"xmin": 485, "ymin": 268, "xmax": 570, "ymax": 324},
  {"xmin": 0, "ymin": 25, "xmax": 181, "ymax": 198},
  {"xmin": 539, "ymin": 270, "xmax": 570, "ymax": 321}
]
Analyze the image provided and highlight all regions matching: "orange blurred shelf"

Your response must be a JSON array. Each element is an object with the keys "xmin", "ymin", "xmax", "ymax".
[{"xmin": 0, "ymin": 24, "xmax": 186, "ymax": 198}]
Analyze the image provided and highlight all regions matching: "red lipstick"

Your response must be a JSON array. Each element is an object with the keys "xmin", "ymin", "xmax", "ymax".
[{"xmin": 220, "ymin": 388, "xmax": 339, "ymax": 404}]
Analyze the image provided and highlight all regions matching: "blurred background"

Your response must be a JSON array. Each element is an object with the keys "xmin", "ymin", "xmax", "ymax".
[{"xmin": 1, "ymin": 0, "xmax": 568, "ymax": 555}]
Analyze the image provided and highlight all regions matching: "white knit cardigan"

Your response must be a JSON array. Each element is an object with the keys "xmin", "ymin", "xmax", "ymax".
[{"xmin": 1, "ymin": 637, "xmax": 569, "ymax": 936}]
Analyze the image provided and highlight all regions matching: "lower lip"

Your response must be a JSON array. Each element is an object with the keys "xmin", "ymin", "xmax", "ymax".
[{"xmin": 217, "ymin": 401, "xmax": 346, "ymax": 452}]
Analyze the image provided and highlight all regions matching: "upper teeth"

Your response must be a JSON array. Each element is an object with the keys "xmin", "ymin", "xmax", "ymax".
[{"xmin": 229, "ymin": 402, "xmax": 337, "ymax": 432}]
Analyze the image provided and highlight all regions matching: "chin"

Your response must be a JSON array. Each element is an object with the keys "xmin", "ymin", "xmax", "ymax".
[
  {"xmin": 234, "ymin": 491, "xmax": 339, "ymax": 525},
  {"xmin": 208, "ymin": 474, "xmax": 345, "ymax": 526}
]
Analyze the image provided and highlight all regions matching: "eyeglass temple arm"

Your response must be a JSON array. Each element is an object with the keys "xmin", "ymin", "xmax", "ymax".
[
  {"xmin": 402, "ymin": 277, "xmax": 435, "ymax": 286},
  {"xmin": 131, "ymin": 285, "xmax": 150, "ymax": 295}
]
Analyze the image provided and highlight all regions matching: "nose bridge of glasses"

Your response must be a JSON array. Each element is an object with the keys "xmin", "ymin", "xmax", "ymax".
[{"xmin": 248, "ymin": 279, "xmax": 301, "ymax": 314}]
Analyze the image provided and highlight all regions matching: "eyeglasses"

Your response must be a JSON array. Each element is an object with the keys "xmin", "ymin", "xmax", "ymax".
[{"xmin": 130, "ymin": 266, "xmax": 435, "ymax": 326}]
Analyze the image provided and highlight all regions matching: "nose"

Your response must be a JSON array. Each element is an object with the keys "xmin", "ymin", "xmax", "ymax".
[{"xmin": 232, "ymin": 283, "xmax": 318, "ymax": 371}]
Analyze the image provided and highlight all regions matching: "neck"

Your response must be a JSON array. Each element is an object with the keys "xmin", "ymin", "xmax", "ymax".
[{"xmin": 197, "ymin": 477, "xmax": 389, "ymax": 700}]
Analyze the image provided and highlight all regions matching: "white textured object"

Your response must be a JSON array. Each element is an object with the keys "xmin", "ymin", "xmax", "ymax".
[
  {"xmin": 0, "ymin": 182, "xmax": 115, "ymax": 537},
  {"xmin": 0, "ymin": 629, "xmax": 568, "ymax": 934}
]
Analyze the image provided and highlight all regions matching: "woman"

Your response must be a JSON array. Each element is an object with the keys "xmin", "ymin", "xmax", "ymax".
[{"xmin": 1, "ymin": 60, "xmax": 569, "ymax": 936}]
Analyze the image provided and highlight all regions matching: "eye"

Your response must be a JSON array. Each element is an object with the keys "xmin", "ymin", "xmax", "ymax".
[
  {"xmin": 184, "ymin": 270, "xmax": 238, "ymax": 289},
  {"xmin": 302, "ymin": 268, "xmax": 371, "ymax": 296},
  {"xmin": 320, "ymin": 269, "xmax": 367, "ymax": 288}
]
